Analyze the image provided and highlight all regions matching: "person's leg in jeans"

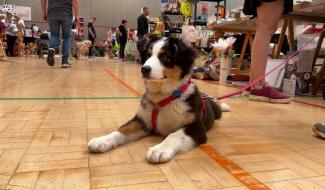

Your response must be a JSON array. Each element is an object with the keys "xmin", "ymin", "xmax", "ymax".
[
  {"xmin": 47, "ymin": 14, "xmax": 60, "ymax": 66},
  {"xmin": 70, "ymin": 31, "xmax": 76, "ymax": 58},
  {"xmin": 249, "ymin": 0, "xmax": 291, "ymax": 103},
  {"xmin": 61, "ymin": 14, "xmax": 72, "ymax": 67}
]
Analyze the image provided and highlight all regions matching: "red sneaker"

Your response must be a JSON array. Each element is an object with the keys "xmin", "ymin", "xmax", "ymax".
[{"xmin": 249, "ymin": 86, "xmax": 291, "ymax": 104}]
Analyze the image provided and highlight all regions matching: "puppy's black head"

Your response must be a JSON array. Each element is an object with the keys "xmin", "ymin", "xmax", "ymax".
[{"xmin": 140, "ymin": 37, "xmax": 198, "ymax": 81}]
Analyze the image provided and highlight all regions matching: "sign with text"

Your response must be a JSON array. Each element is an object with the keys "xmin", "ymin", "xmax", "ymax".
[{"xmin": 10, "ymin": 6, "xmax": 31, "ymax": 21}]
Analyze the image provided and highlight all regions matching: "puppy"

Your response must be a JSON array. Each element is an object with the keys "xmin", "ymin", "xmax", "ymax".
[{"xmin": 88, "ymin": 36, "xmax": 230, "ymax": 164}]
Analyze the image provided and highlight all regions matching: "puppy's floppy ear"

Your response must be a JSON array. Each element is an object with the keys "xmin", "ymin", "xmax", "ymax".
[
  {"xmin": 136, "ymin": 34, "xmax": 160, "ymax": 52},
  {"xmin": 137, "ymin": 34, "xmax": 161, "ymax": 64},
  {"xmin": 167, "ymin": 37, "xmax": 198, "ymax": 78}
]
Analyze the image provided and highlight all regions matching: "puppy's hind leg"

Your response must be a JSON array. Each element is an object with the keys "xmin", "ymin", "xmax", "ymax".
[{"xmin": 88, "ymin": 116, "xmax": 149, "ymax": 153}]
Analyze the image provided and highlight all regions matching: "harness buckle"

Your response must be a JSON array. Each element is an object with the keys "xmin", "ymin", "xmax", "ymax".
[{"xmin": 172, "ymin": 90, "xmax": 181, "ymax": 98}]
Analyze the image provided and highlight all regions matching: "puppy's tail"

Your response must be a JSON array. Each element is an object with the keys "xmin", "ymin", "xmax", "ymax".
[{"xmin": 220, "ymin": 103, "xmax": 231, "ymax": 112}]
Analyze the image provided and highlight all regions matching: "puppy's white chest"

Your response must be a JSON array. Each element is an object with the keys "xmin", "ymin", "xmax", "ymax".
[{"xmin": 139, "ymin": 100, "xmax": 195, "ymax": 136}]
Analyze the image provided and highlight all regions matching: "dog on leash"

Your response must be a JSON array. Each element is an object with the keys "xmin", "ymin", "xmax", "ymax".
[
  {"xmin": 75, "ymin": 40, "xmax": 92, "ymax": 58},
  {"xmin": 88, "ymin": 36, "xmax": 230, "ymax": 164},
  {"xmin": 25, "ymin": 43, "xmax": 37, "ymax": 56}
]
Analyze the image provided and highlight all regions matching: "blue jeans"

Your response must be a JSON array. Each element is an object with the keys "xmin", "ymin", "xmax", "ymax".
[{"xmin": 48, "ymin": 11, "xmax": 72, "ymax": 63}]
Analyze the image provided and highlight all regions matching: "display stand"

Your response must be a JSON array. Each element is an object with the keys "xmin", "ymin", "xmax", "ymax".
[
  {"xmin": 274, "ymin": 1, "xmax": 325, "ymax": 95},
  {"xmin": 209, "ymin": 17, "xmax": 256, "ymax": 74}
]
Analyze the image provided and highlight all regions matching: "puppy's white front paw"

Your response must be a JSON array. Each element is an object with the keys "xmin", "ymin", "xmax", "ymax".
[
  {"xmin": 88, "ymin": 134, "xmax": 119, "ymax": 153},
  {"xmin": 146, "ymin": 145, "xmax": 176, "ymax": 164}
]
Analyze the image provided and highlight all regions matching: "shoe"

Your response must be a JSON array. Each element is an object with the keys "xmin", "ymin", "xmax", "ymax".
[
  {"xmin": 313, "ymin": 123, "xmax": 325, "ymax": 139},
  {"xmin": 249, "ymin": 86, "xmax": 291, "ymax": 104},
  {"xmin": 47, "ymin": 48, "xmax": 55, "ymax": 66},
  {"xmin": 61, "ymin": 63, "xmax": 71, "ymax": 68}
]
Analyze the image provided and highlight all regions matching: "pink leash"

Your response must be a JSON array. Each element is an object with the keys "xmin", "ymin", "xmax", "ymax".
[{"xmin": 217, "ymin": 28, "xmax": 325, "ymax": 100}]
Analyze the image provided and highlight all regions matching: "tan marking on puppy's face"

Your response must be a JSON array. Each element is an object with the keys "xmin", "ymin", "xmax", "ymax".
[
  {"xmin": 144, "ymin": 66, "xmax": 182, "ymax": 94},
  {"xmin": 145, "ymin": 80, "xmax": 164, "ymax": 93},
  {"xmin": 163, "ymin": 66, "xmax": 182, "ymax": 81}
]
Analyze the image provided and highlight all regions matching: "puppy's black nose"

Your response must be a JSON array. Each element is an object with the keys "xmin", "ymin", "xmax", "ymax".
[{"xmin": 141, "ymin": 66, "xmax": 151, "ymax": 78}]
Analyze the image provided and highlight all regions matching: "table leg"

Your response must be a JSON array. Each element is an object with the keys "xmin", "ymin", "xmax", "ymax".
[
  {"xmin": 288, "ymin": 18, "xmax": 295, "ymax": 51},
  {"xmin": 313, "ymin": 58, "xmax": 325, "ymax": 95},
  {"xmin": 311, "ymin": 24, "xmax": 325, "ymax": 72},
  {"xmin": 274, "ymin": 19, "xmax": 288, "ymax": 59},
  {"xmin": 312, "ymin": 25, "xmax": 325, "ymax": 95},
  {"xmin": 236, "ymin": 33, "xmax": 249, "ymax": 72}
]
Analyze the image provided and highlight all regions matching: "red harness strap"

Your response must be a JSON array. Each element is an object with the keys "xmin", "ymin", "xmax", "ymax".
[
  {"xmin": 151, "ymin": 79, "xmax": 207, "ymax": 133},
  {"xmin": 200, "ymin": 96, "xmax": 206, "ymax": 119},
  {"xmin": 151, "ymin": 79, "xmax": 192, "ymax": 132}
]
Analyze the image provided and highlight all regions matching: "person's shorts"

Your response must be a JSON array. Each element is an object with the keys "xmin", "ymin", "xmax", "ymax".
[{"xmin": 243, "ymin": 0, "xmax": 293, "ymax": 17}]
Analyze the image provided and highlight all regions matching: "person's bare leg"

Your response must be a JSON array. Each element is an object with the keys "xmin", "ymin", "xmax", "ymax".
[
  {"xmin": 250, "ymin": 0, "xmax": 284, "ymax": 83},
  {"xmin": 249, "ymin": 0, "xmax": 291, "ymax": 104}
]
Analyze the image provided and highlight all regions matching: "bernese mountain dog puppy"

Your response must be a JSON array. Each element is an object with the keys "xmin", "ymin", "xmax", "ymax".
[{"xmin": 88, "ymin": 36, "xmax": 230, "ymax": 164}]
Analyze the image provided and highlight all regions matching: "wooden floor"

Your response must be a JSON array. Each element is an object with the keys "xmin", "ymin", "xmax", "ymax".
[{"xmin": 0, "ymin": 56, "xmax": 325, "ymax": 190}]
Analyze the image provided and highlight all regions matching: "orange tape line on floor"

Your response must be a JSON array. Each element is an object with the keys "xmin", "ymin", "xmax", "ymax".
[
  {"xmin": 199, "ymin": 144, "xmax": 272, "ymax": 190},
  {"xmin": 104, "ymin": 68, "xmax": 142, "ymax": 97}
]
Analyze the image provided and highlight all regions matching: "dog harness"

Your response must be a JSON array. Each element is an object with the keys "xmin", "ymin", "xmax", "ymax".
[{"xmin": 151, "ymin": 79, "xmax": 207, "ymax": 133}]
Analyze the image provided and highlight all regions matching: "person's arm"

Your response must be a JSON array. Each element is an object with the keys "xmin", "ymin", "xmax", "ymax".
[
  {"xmin": 72, "ymin": 0, "xmax": 79, "ymax": 22},
  {"xmin": 41, "ymin": 0, "xmax": 47, "ymax": 21}
]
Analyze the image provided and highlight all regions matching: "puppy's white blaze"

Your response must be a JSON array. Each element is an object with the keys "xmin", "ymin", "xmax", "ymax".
[
  {"xmin": 221, "ymin": 103, "xmax": 231, "ymax": 112},
  {"xmin": 144, "ymin": 56, "xmax": 164, "ymax": 79},
  {"xmin": 143, "ymin": 39, "xmax": 166, "ymax": 79},
  {"xmin": 152, "ymin": 39, "xmax": 166, "ymax": 56}
]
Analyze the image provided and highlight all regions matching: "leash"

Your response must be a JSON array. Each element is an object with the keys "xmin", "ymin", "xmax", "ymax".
[{"xmin": 214, "ymin": 28, "xmax": 325, "ymax": 101}]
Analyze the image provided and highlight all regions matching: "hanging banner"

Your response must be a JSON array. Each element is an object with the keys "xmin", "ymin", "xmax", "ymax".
[{"xmin": 10, "ymin": 6, "xmax": 31, "ymax": 21}]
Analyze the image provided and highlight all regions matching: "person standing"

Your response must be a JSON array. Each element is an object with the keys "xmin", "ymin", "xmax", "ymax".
[
  {"xmin": 41, "ymin": 0, "xmax": 79, "ymax": 68},
  {"xmin": 88, "ymin": 17, "xmax": 96, "ymax": 59},
  {"xmin": 118, "ymin": 20, "xmax": 128, "ymax": 62},
  {"xmin": 4, "ymin": 12, "xmax": 17, "ymax": 57},
  {"xmin": 137, "ymin": 7, "xmax": 149, "ymax": 38},
  {"xmin": 243, "ymin": 0, "xmax": 293, "ymax": 103},
  {"xmin": 136, "ymin": 7, "xmax": 149, "ymax": 64}
]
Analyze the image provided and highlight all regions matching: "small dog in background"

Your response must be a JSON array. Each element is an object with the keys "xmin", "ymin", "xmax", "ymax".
[
  {"xmin": 16, "ymin": 23, "xmax": 25, "ymax": 57},
  {"xmin": 75, "ymin": 40, "xmax": 92, "ymax": 58},
  {"xmin": 25, "ymin": 43, "xmax": 37, "ymax": 56},
  {"xmin": 88, "ymin": 36, "xmax": 230, "ymax": 164}
]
